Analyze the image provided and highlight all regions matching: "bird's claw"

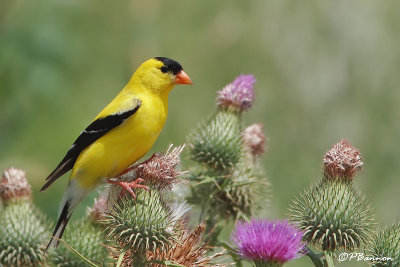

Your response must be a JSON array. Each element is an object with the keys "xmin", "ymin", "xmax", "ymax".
[{"xmin": 107, "ymin": 178, "xmax": 150, "ymax": 199}]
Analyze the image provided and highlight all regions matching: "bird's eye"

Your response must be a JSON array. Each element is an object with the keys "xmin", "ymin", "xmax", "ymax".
[{"xmin": 160, "ymin": 66, "xmax": 168, "ymax": 73}]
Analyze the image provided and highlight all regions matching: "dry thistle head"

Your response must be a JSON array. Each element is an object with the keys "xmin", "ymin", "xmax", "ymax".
[
  {"xmin": 323, "ymin": 139, "xmax": 363, "ymax": 181},
  {"xmin": 0, "ymin": 167, "xmax": 31, "ymax": 202},
  {"xmin": 217, "ymin": 74, "xmax": 256, "ymax": 112},
  {"xmin": 133, "ymin": 145, "xmax": 187, "ymax": 191},
  {"xmin": 87, "ymin": 191, "xmax": 109, "ymax": 222},
  {"xmin": 242, "ymin": 123, "xmax": 266, "ymax": 158},
  {"xmin": 147, "ymin": 223, "xmax": 226, "ymax": 267}
]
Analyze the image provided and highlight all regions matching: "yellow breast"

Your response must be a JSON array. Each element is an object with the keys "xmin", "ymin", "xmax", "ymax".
[{"xmin": 71, "ymin": 92, "xmax": 168, "ymax": 188}]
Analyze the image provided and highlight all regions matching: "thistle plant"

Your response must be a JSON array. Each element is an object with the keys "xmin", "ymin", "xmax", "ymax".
[
  {"xmin": 290, "ymin": 180, "xmax": 374, "ymax": 251},
  {"xmin": 103, "ymin": 190, "xmax": 177, "ymax": 265},
  {"xmin": 242, "ymin": 123, "xmax": 267, "ymax": 161},
  {"xmin": 322, "ymin": 139, "xmax": 363, "ymax": 182},
  {"xmin": 147, "ymin": 223, "xmax": 226, "ymax": 266},
  {"xmin": 88, "ymin": 191, "xmax": 109, "ymax": 222},
  {"xmin": 289, "ymin": 139, "xmax": 375, "ymax": 265},
  {"xmin": 216, "ymin": 74, "xmax": 256, "ymax": 112},
  {"xmin": 187, "ymin": 74, "xmax": 269, "ymax": 247},
  {"xmin": 0, "ymin": 168, "xmax": 50, "ymax": 267},
  {"xmin": 101, "ymin": 145, "xmax": 215, "ymax": 266},
  {"xmin": 132, "ymin": 145, "xmax": 187, "ymax": 191},
  {"xmin": 0, "ymin": 167, "xmax": 31, "ymax": 202},
  {"xmin": 189, "ymin": 109, "xmax": 242, "ymax": 170},
  {"xmin": 48, "ymin": 219, "xmax": 109, "ymax": 267},
  {"xmin": 2, "ymin": 78, "xmax": 396, "ymax": 267},
  {"xmin": 366, "ymin": 223, "xmax": 400, "ymax": 266},
  {"xmin": 231, "ymin": 218, "xmax": 305, "ymax": 267},
  {"xmin": 189, "ymin": 74, "xmax": 256, "ymax": 171}
]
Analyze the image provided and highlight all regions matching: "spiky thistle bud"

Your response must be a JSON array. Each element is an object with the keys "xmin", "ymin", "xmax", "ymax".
[
  {"xmin": 192, "ymin": 158, "xmax": 267, "ymax": 223},
  {"xmin": 0, "ymin": 167, "xmax": 31, "ymax": 202},
  {"xmin": 366, "ymin": 223, "xmax": 400, "ymax": 267},
  {"xmin": 0, "ymin": 168, "xmax": 50, "ymax": 267},
  {"xmin": 323, "ymin": 139, "xmax": 363, "ymax": 182},
  {"xmin": 103, "ymin": 190, "xmax": 180, "ymax": 265},
  {"xmin": 213, "ymin": 167, "xmax": 259, "ymax": 221},
  {"xmin": 242, "ymin": 123, "xmax": 267, "ymax": 159},
  {"xmin": 48, "ymin": 219, "xmax": 109, "ymax": 267},
  {"xmin": 289, "ymin": 179, "xmax": 374, "ymax": 252},
  {"xmin": 132, "ymin": 145, "xmax": 187, "ymax": 191},
  {"xmin": 217, "ymin": 74, "xmax": 256, "ymax": 112},
  {"xmin": 0, "ymin": 201, "xmax": 50, "ymax": 266},
  {"xmin": 231, "ymin": 218, "xmax": 305, "ymax": 267},
  {"xmin": 188, "ymin": 110, "xmax": 242, "ymax": 171}
]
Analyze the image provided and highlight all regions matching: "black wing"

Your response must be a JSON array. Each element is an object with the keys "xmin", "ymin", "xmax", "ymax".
[{"xmin": 40, "ymin": 100, "xmax": 141, "ymax": 191}]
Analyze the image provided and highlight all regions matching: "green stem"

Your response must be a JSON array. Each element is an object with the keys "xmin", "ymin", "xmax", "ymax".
[
  {"xmin": 304, "ymin": 246, "xmax": 324, "ymax": 267},
  {"xmin": 132, "ymin": 251, "xmax": 147, "ymax": 266},
  {"xmin": 56, "ymin": 238, "xmax": 100, "ymax": 267},
  {"xmin": 323, "ymin": 251, "xmax": 335, "ymax": 267},
  {"xmin": 254, "ymin": 260, "xmax": 283, "ymax": 267},
  {"xmin": 199, "ymin": 196, "xmax": 210, "ymax": 223},
  {"xmin": 116, "ymin": 250, "xmax": 126, "ymax": 267}
]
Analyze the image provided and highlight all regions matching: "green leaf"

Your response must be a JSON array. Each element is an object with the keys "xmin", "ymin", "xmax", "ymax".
[
  {"xmin": 116, "ymin": 249, "xmax": 126, "ymax": 267},
  {"xmin": 221, "ymin": 242, "xmax": 243, "ymax": 267},
  {"xmin": 56, "ymin": 237, "xmax": 100, "ymax": 267}
]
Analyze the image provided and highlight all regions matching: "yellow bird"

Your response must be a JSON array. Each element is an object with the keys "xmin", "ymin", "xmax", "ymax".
[{"xmin": 40, "ymin": 57, "xmax": 192, "ymax": 250}]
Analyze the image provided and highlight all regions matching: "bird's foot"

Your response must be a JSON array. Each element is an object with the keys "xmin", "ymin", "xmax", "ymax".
[{"xmin": 107, "ymin": 178, "xmax": 150, "ymax": 199}]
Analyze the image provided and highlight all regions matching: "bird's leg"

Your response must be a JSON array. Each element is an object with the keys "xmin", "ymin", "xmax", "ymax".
[
  {"xmin": 115, "ymin": 166, "xmax": 136, "ymax": 178},
  {"xmin": 108, "ymin": 154, "xmax": 159, "ymax": 198},
  {"xmin": 114, "ymin": 154, "xmax": 158, "ymax": 178},
  {"xmin": 141, "ymin": 153, "xmax": 159, "ymax": 164},
  {"xmin": 107, "ymin": 178, "xmax": 150, "ymax": 199}
]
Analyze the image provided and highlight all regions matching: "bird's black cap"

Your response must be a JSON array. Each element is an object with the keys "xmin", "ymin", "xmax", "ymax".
[{"xmin": 155, "ymin": 57, "xmax": 183, "ymax": 75}]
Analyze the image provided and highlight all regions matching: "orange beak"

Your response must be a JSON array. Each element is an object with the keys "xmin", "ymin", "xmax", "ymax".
[{"xmin": 175, "ymin": 70, "xmax": 193, "ymax": 85}]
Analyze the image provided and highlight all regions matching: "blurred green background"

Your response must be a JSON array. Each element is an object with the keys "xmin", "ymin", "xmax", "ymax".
[{"xmin": 1, "ymin": 0, "xmax": 400, "ymax": 266}]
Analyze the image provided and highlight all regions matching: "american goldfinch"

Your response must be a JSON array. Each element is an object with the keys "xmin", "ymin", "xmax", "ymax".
[{"xmin": 41, "ymin": 57, "xmax": 192, "ymax": 250}]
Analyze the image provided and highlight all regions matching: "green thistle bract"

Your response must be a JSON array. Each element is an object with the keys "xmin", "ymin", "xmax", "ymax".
[
  {"xmin": 205, "ymin": 177, "xmax": 255, "ymax": 221},
  {"xmin": 212, "ymin": 165, "xmax": 260, "ymax": 221},
  {"xmin": 188, "ymin": 110, "xmax": 242, "ymax": 171},
  {"xmin": 289, "ymin": 180, "xmax": 374, "ymax": 252},
  {"xmin": 367, "ymin": 223, "xmax": 400, "ymax": 267},
  {"xmin": 48, "ymin": 220, "xmax": 108, "ymax": 267},
  {"xmin": 188, "ymin": 165, "xmax": 264, "ymax": 222},
  {"xmin": 0, "ymin": 201, "xmax": 50, "ymax": 267},
  {"xmin": 103, "ymin": 190, "xmax": 175, "ymax": 254}
]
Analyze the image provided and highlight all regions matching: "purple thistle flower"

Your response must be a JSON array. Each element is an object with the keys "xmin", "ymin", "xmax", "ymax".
[
  {"xmin": 217, "ymin": 74, "xmax": 256, "ymax": 112},
  {"xmin": 231, "ymin": 218, "xmax": 305, "ymax": 266}
]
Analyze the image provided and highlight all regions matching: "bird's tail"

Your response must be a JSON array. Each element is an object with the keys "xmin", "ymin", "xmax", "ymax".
[
  {"xmin": 45, "ymin": 179, "xmax": 88, "ymax": 252},
  {"xmin": 45, "ymin": 199, "xmax": 72, "ymax": 251}
]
